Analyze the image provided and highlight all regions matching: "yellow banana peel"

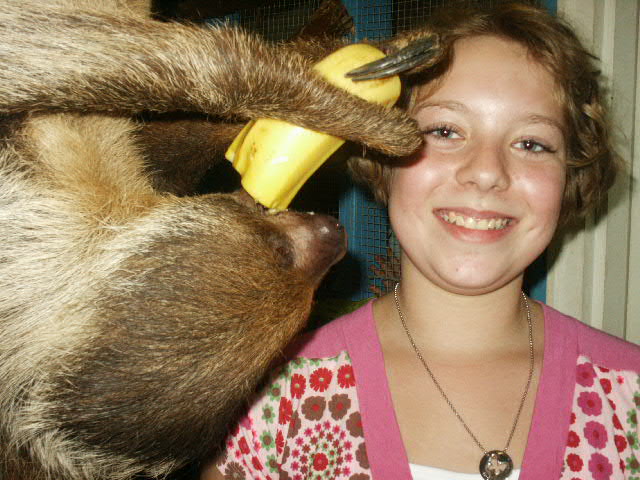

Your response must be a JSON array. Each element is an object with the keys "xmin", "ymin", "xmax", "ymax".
[{"xmin": 225, "ymin": 43, "xmax": 401, "ymax": 210}]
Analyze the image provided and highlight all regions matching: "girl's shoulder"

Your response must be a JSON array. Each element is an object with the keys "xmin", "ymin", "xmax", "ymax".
[
  {"xmin": 542, "ymin": 303, "xmax": 640, "ymax": 373},
  {"xmin": 521, "ymin": 304, "xmax": 640, "ymax": 479},
  {"xmin": 286, "ymin": 300, "xmax": 376, "ymax": 359},
  {"xmin": 215, "ymin": 303, "xmax": 376, "ymax": 479}
]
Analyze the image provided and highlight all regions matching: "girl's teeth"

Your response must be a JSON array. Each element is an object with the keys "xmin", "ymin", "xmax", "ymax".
[{"xmin": 441, "ymin": 212, "xmax": 511, "ymax": 230}]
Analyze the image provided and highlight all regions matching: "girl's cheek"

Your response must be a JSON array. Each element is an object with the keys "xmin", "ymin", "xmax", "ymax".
[
  {"xmin": 392, "ymin": 153, "xmax": 447, "ymax": 198},
  {"xmin": 518, "ymin": 163, "xmax": 566, "ymax": 214}
]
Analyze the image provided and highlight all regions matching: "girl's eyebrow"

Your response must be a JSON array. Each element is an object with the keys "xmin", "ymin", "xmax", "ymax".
[
  {"xmin": 414, "ymin": 101, "xmax": 566, "ymax": 135},
  {"xmin": 526, "ymin": 114, "xmax": 566, "ymax": 135},
  {"xmin": 413, "ymin": 100, "xmax": 468, "ymax": 113}
]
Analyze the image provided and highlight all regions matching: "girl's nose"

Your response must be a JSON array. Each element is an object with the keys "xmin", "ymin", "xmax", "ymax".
[{"xmin": 454, "ymin": 143, "xmax": 510, "ymax": 192}]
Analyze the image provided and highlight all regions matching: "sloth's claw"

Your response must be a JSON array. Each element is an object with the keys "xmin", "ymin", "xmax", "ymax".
[{"xmin": 345, "ymin": 37, "xmax": 438, "ymax": 81}]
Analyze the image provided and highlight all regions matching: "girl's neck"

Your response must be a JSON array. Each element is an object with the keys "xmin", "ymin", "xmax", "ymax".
[{"xmin": 377, "ymin": 271, "xmax": 530, "ymax": 361}]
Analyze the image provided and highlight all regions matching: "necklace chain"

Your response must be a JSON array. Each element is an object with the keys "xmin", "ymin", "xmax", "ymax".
[{"xmin": 392, "ymin": 283, "xmax": 534, "ymax": 455}]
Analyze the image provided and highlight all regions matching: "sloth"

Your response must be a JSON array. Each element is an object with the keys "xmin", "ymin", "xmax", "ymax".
[{"xmin": 0, "ymin": 0, "xmax": 435, "ymax": 479}]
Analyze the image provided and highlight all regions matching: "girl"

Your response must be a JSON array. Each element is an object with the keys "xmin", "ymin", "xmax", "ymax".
[{"xmin": 206, "ymin": 2, "xmax": 638, "ymax": 479}]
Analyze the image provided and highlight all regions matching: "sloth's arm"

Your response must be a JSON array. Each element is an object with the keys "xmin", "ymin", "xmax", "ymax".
[
  {"xmin": 134, "ymin": 117, "xmax": 244, "ymax": 195},
  {"xmin": 0, "ymin": 1, "xmax": 422, "ymax": 156}
]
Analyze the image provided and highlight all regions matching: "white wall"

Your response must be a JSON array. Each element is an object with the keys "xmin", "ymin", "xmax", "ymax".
[{"xmin": 548, "ymin": 0, "xmax": 639, "ymax": 341}]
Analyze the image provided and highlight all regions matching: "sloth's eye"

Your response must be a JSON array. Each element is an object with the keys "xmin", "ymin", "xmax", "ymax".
[{"xmin": 266, "ymin": 232, "xmax": 295, "ymax": 269}]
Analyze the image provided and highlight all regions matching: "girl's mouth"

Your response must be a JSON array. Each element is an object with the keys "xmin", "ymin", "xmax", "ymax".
[{"xmin": 436, "ymin": 210, "xmax": 514, "ymax": 231}]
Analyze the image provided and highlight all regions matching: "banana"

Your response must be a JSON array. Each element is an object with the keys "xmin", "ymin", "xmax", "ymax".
[{"xmin": 225, "ymin": 43, "xmax": 401, "ymax": 210}]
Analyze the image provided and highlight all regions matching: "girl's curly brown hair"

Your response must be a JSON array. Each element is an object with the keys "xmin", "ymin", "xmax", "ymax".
[{"xmin": 349, "ymin": 1, "xmax": 620, "ymax": 226}]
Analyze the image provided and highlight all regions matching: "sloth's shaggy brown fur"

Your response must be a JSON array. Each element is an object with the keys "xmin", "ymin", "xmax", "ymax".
[{"xmin": 0, "ymin": 1, "xmax": 425, "ymax": 479}]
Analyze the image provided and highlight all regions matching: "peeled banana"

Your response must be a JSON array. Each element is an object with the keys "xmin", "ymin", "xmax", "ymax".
[{"xmin": 225, "ymin": 43, "xmax": 401, "ymax": 210}]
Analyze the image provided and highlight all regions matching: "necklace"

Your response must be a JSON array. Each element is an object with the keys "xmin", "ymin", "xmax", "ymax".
[{"xmin": 393, "ymin": 283, "xmax": 534, "ymax": 480}]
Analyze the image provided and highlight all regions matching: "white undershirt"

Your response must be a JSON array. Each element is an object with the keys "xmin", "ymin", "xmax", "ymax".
[{"xmin": 409, "ymin": 463, "xmax": 521, "ymax": 480}]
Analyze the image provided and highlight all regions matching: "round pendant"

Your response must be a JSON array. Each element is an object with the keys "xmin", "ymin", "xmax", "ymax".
[{"xmin": 479, "ymin": 450, "xmax": 514, "ymax": 480}]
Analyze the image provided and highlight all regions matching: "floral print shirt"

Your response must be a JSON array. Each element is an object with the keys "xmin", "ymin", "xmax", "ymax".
[{"xmin": 216, "ymin": 302, "xmax": 640, "ymax": 479}]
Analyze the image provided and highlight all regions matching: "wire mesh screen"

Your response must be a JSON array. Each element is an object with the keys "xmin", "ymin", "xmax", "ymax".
[{"xmin": 225, "ymin": 1, "xmax": 323, "ymax": 41}]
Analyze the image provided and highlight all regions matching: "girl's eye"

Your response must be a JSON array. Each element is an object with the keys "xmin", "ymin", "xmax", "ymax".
[
  {"xmin": 424, "ymin": 126, "xmax": 462, "ymax": 139},
  {"xmin": 514, "ymin": 139, "xmax": 554, "ymax": 153}
]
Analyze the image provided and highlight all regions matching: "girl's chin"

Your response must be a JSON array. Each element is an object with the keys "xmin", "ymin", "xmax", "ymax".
[
  {"xmin": 419, "ymin": 265, "xmax": 523, "ymax": 296},
  {"xmin": 435, "ymin": 282, "xmax": 514, "ymax": 296}
]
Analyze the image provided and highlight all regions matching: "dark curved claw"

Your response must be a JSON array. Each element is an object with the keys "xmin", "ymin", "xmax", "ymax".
[{"xmin": 345, "ymin": 37, "xmax": 438, "ymax": 81}]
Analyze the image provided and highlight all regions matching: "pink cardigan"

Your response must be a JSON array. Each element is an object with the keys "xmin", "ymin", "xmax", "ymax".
[{"xmin": 216, "ymin": 302, "xmax": 640, "ymax": 479}]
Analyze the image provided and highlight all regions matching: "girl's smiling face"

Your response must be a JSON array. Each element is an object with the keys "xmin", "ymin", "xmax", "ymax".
[{"xmin": 389, "ymin": 35, "xmax": 567, "ymax": 295}]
